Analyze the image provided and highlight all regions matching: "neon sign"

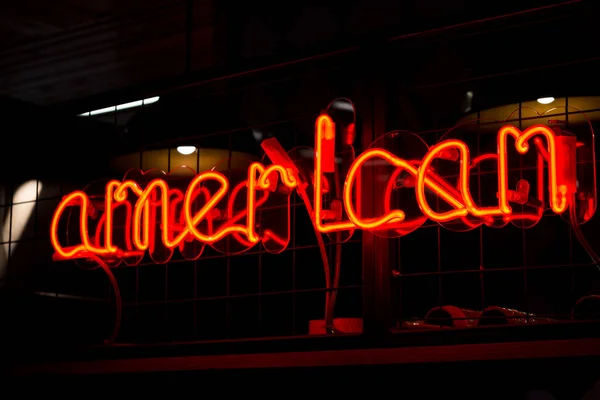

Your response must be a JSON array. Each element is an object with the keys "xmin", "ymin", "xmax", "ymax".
[{"xmin": 50, "ymin": 104, "xmax": 594, "ymax": 265}]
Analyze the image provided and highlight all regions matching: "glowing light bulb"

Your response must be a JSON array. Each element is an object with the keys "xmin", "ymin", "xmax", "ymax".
[
  {"xmin": 537, "ymin": 97, "xmax": 555, "ymax": 105},
  {"xmin": 177, "ymin": 146, "xmax": 196, "ymax": 155}
]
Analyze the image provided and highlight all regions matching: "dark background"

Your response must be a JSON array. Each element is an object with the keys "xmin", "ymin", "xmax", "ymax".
[{"xmin": 1, "ymin": 0, "xmax": 600, "ymax": 396}]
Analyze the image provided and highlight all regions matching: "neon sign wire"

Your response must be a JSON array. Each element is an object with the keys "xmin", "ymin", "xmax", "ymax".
[{"xmin": 50, "ymin": 99, "xmax": 596, "ymax": 343}]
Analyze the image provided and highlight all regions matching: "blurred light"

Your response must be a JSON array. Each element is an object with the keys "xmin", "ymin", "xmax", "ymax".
[
  {"xmin": 252, "ymin": 129, "xmax": 263, "ymax": 141},
  {"xmin": 537, "ymin": 97, "xmax": 555, "ymax": 105},
  {"xmin": 177, "ymin": 146, "xmax": 196, "ymax": 155},
  {"xmin": 462, "ymin": 90, "xmax": 474, "ymax": 113},
  {"xmin": 1, "ymin": 180, "xmax": 42, "ymax": 279},
  {"xmin": 78, "ymin": 96, "xmax": 160, "ymax": 117},
  {"xmin": 12, "ymin": 180, "xmax": 40, "ymax": 203},
  {"xmin": 464, "ymin": 90, "xmax": 473, "ymax": 112},
  {"xmin": 330, "ymin": 99, "xmax": 354, "ymax": 111}
]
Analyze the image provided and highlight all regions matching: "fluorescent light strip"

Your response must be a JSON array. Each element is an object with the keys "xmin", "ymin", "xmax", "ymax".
[
  {"xmin": 116, "ymin": 100, "xmax": 143, "ymax": 111},
  {"xmin": 143, "ymin": 96, "xmax": 160, "ymax": 105},
  {"xmin": 78, "ymin": 96, "xmax": 160, "ymax": 117},
  {"xmin": 89, "ymin": 106, "xmax": 116, "ymax": 116}
]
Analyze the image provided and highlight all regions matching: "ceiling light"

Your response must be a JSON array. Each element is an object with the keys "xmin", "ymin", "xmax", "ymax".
[
  {"xmin": 177, "ymin": 146, "xmax": 196, "ymax": 155},
  {"xmin": 143, "ymin": 96, "xmax": 160, "ymax": 105},
  {"xmin": 116, "ymin": 100, "xmax": 143, "ymax": 111},
  {"xmin": 78, "ymin": 96, "xmax": 160, "ymax": 117},
  {"xmin": 537, "ymin": 97, "xmax": 555, "ymax": 105}
]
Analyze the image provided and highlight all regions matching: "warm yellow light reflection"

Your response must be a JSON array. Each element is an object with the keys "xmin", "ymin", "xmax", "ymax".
[
  {"xmin": 537, "ymin": 97, "xmax": 555, "ymax": 105},
  {"xmin": 177, "ymin": 146, "xmax": 196, "ymax": 155}
]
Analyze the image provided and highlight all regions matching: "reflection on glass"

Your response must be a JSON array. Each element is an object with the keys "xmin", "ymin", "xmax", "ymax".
[
  {"xmin": 142, "ymin": 149, "xmax": 168, "ymax": 172},
  {"xmin": 114, "ymin": 149, "xmax": 257, "ymax": 174},
  {"xmin": 13, "ymin": 180, "xmax": 40, "ymax": 203},
  {"xmin": 11, "ymin": 203, "xmax": 36, "ymax": 241},
  {"xmin": 170, "ymin": 147, "xmax": 198, "ymax": 171},
  {"xmin": 0, "ymin": 180, "xmax": 43, "ymax": 279},
  {"xmin": 0, "ymin": 243, "xmax": 8, "ymax": 281}
]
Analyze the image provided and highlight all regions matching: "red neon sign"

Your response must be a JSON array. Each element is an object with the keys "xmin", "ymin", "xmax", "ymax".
[{"xmin": 50, "ymin": 109, "xmax": 593, "ymax": 264}]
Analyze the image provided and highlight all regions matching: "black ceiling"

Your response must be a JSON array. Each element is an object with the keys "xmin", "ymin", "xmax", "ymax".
[{"xmin": 0, "ymin": 0, "xmax": 589, "ymax": 108}]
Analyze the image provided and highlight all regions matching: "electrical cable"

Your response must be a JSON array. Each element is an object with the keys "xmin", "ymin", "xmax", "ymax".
[
  {"xmin": 326, "ymin": 165, "xmax": 344, "ymax": 332},
  {"xmin": 87, "ymin": 254, "xmax": 122, "ymax": 344},
  {"xmin": 296, "ymin": 190, "xmax": 333, "ymax": 328},
  {"xmin": 569, "ymin": 193, "xmax": 600, "ymax": 270}
]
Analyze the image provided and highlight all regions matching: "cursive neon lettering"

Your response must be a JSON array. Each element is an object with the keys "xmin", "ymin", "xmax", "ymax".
[{"xmin": 50, "ymin": 118, "xmax": 580, "ymax": 263}]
